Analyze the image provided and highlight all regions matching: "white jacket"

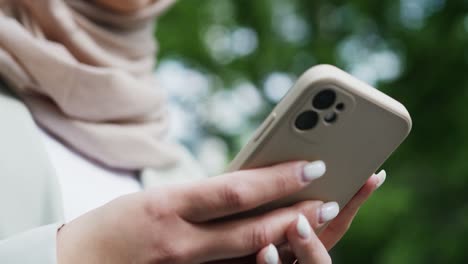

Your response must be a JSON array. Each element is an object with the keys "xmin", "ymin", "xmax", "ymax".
[{"xmin": 0, "ymin": 82, "xmax": 206, "ymax": 263}]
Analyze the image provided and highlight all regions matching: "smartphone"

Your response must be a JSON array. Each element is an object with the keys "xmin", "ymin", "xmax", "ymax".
[{"xmin": 227, "ymin": 64, "xmax": 412, "ymax": 217}]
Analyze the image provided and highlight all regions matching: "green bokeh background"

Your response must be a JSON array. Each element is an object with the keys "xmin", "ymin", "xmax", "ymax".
[{"xmin": 156, "ymin": 0, "xmax": 468, "ymax": 263}]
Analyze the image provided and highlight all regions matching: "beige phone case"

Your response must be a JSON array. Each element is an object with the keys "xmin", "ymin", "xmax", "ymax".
[{"xmin": 227, "ymin": 64, "xmax": 412, "ymax": 216}]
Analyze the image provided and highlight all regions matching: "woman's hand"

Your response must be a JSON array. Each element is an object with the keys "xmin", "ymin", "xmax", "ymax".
[
  {"xmin": 57, "ymin": 160, "xmax": 335, "ymax": 264},
  {"xmin": 211, "ymin": 171, "xmax": 386, "ymax": 263},
  {"xmin": 257, "ymin": 171, "xmax": 386, "ymax": 264}
]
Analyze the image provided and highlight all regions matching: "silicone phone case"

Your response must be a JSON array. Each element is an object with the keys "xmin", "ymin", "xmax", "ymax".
[{"xmin": 227, "ymin": 64, "xmax": 412, "ymax": 216}]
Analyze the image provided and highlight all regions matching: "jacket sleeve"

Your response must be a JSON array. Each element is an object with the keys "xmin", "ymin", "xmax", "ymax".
[{"xmin": 0, "ymin": 223, "xmax": 62, "ymax": 264}]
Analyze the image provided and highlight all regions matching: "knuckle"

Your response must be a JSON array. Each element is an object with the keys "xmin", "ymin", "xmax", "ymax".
[
  {"xmin": 153, "ymin": 242, "xmax": 187, "ymax": 264},
  {"xmin": 142, "ymin": 189, "xmax": 174, "ymax": 222},
  {"xmin": 220, "ymin": 184, "xmax": 249, "ymax": 210},
  {"xmin": 273, "ymin": 167, "xmax": 295, "ymax": 192},
  {"xmin": 248, "ymin": 224, "xmax": 271, "ymax": 249},
  {"xmin": 271, "ymin": 163, "xmax": 302, "ymax": 192}
]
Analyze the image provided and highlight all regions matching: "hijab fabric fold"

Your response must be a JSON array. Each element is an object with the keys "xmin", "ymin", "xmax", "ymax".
[{"xmin": 0, "ymin": 0, "xmax": 181, "ymax": 170}]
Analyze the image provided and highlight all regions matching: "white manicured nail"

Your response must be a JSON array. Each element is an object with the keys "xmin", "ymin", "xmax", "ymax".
[
  {"xmin": 319, "ymin": 202, "xmax": 340, "ymax": 223},
  {"xmin": 375, "ymin": 170, "xmax": 386, "ymax": 188},
  {"xmin": 302, "ymin": 160, "xmax": 326, "ymax": 182},
  {"xmin": 297, "ymin": 214, "xmax": 312, "ymax": 239},
  {"xmin": 264, "ymin": 244, "xmax": 279, "ymax": 264}
]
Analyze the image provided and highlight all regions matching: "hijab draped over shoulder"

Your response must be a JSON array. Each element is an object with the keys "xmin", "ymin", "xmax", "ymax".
[{"xmin": 0, "ymin": 0, "xmax": 182, "ymax": 170}]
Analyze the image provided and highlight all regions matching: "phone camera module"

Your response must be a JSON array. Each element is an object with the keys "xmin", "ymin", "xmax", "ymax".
[
  {"xmin": 313, "ymin": 89, "xmax": 336, "ymax": 110},
  {"xmin": 295, "ymin": 110, "xmax": 319, "ymax": 130}
]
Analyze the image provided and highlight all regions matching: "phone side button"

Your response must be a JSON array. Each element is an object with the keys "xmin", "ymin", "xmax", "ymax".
[{"xmin": 254, "ymin": 113, "xmax": 276, "ymax": 142}]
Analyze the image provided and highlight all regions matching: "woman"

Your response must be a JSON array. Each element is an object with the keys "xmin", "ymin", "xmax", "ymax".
[{"xmin": 0, "ymin": 0, "xmax": 386, "ymax": 263}]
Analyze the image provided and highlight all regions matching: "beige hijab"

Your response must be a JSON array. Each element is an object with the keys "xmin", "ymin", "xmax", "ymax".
[{"xmin": 0, "ymin": 0, "xmax": 181, "ymax": 170}]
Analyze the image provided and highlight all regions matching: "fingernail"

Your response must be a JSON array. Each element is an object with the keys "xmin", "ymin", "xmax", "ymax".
[
  {"xmin": 319, "ymin": 202, "xmax": 340, "ymax": 223},
  {"xmin": 264, "ymin": 244, "xmax": 279, "ymax": 264},
  {"xmin": 375, "ymin": 170, "xmax": 386, "ymax": 189},
  {"xmin": 297, "ymin": 214, "xmax": 312, "ymax": 239},
  {"xmin": 302, "ymin": 160, "xmax": 326, "ymax": 182}
]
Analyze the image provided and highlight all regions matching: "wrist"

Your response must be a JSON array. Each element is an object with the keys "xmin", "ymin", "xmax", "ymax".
[{"xmin": 56, "ymin": 222, "xmax": 101, "ymax": 264}]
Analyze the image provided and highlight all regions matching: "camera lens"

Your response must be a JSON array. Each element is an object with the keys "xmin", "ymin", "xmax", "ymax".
[
  {"xmin": 324, "ymin": 112, "xmax": 337, "ymax": 123},
  {"xmin": 313, "ymin": 89, "xmax": 336, "ymax": 110},
  {"xmin": 295, "ymin": 110, "xmax": 319, "ymax": 130}
]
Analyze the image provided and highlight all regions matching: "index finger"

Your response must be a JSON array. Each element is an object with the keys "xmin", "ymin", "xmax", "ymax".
[{"xmin": 176, "ymin": 160, "xmax": 326, "ymax": 222}]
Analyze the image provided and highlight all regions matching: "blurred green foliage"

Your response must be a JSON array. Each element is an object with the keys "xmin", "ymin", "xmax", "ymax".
[{"xmin": 156, "ymin": 0, "xmax": 468, "ymax": 263}]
